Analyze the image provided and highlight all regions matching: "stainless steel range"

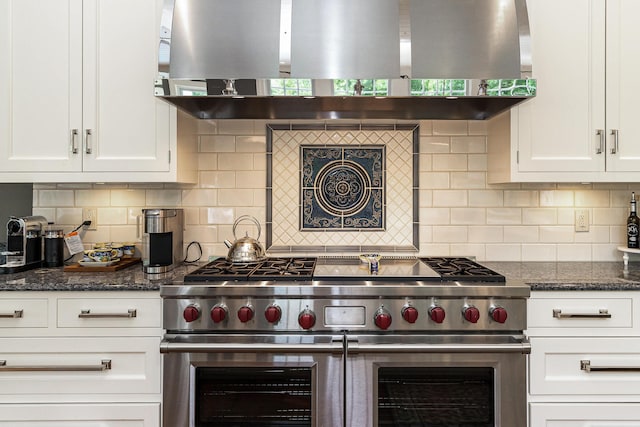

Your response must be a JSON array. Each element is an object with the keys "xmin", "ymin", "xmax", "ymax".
[{"xmin": 161, "ymin": 256, "xmax": 530, "ymax": 427}]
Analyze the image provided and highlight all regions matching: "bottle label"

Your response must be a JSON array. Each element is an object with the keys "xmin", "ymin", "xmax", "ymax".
[{"xmin": 629, "ymin": 223, "xmax": 639, "ymax": 248}]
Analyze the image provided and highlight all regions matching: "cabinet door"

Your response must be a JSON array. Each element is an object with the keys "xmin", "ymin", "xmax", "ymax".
[
  {"xmin": 513, "ymin": 0, "xmax": 605, "ymax": 176},
  {"xmin": 605, "ymin": 0, "xmax": 640, "ymax": 173},
  {"xmin": 0, "ymin": 403, "xmax": 159, "ymax": 426},
  {"xmin": 82, "ymin": 0, "xmax": 171, "ymax": 173},
  {"xmin": 0, "ymin": 0, "xmax": 83, "ymax": 172}
]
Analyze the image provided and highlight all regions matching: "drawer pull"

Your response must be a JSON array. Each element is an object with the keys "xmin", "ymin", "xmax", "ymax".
[
  {"xmin": 581, "ymin": 359, "xmax": 640, "ymax": 373},
  {"xmin": 0, "ymin": 310, "xmax": 23, "ymax": 319},
  {"xmin": 0, "ymin": 359, "xmax": 111, "ymax": 372},
  {"xmin": 553, "ymin": 308, "xmax": 611, "ymax": 319},
  {"xmin": 78, "ymin": 309, "xmax": 137, "ymax": 318}
]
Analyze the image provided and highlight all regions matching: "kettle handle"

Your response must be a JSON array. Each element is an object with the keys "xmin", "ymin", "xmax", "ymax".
[{"xmin": 232, "ymin": 215, "xmax": 261, "ymax": 241}]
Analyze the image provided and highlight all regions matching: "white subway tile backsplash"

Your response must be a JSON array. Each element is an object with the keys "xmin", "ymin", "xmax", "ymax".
[
  {"xmin": 433, "ymin": 190, "xmax": 468, "ymax": 207},
  {"xmin": 433, "ymin": 120, "xmax": 467, "ymax": 135},
  {"xmin": 145, "ymin": 189, "xmax": 182, "ymax": 207},
  {"xmin": 451, "ymin": 136, "xmax": 486, "ymax": 153},
  {"xmin": 30, "ymin": 119, "xmax": 637, "ymax": 261},
  {"xmin": 110, "ymin": 189, "xmax": 145, "ymax": 206},
  {"xmin": 451, "ymin": 172, "xmax": 486, "ymax": 189},
  {"xmin": 39, "ymin": 190, "xmax": 75, "ymax": 207},
  {"xmin": 432, "ymin": 154, "xmax": 467, "ymax": 171}
]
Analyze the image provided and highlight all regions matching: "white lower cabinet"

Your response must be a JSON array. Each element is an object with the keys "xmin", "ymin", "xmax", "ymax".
[
  {"xmin": 528, "ymin": 291, "xmax": 640, "ymax": 426},
  {"xmin": 0, "ymin": 403, "xmax": 159, "ymax": 426},
  {"xmin": 0, "ymin": 292, "xmax": 162, "ymax": 427},
  {"xmin": 530, "ymin": 403, "xmax": 640, "ymax": 425}
]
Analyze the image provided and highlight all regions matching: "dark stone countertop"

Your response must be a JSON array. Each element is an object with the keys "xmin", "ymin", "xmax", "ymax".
[
  {"xmin": 1, "ymin": 260, "xmax": 639, "ymax": 292},
  {"xmin": 483, "ymin": 261, "xmax": 640, "ymax": 291},
  {"xmin": 0, "ymin": 263, "xmax": 202, "ymax": 292}
]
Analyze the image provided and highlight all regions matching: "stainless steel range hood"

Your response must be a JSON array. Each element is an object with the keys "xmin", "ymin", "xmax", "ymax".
[{"xmin": 156, "ymin": 0, "xmax": 535, "ymax": 120}]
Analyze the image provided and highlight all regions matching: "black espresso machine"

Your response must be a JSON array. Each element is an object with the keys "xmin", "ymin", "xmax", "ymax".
[{"xmin": 0, "ymin": 216, "xmax": 49, "ymax": 273}]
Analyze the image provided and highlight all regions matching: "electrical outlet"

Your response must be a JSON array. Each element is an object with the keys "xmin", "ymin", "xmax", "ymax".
[
  {"xmin": 82, "ymin": 208, "xmax": 97, "ymax": 230},
  {"xmin": 575, "ymin": 209, "xmax": 589, "ymax": 232}
]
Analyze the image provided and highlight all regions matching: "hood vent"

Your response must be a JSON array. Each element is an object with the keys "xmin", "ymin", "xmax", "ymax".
[{"xmin": 156, "ymin": 0, "xmax": 535, "ymax": 120}]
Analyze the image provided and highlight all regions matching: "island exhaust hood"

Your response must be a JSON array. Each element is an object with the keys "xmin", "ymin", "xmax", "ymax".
[{"xmin": 156, "ymin": 0, "xmax": 535, "ymax": 120}]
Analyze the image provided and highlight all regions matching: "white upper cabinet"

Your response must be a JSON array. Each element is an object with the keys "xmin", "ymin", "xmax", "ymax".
[
  {"xmin": 488, "ymin": 0, "xmax": 640, "ymax": 182},
  {"xmin": 0, "ymin": 0, "xmax": 196, "ymax": 183}
]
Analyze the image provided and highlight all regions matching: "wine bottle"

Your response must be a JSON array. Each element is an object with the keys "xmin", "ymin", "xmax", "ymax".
[{"xmin": 627, "ymin": 192, "xmax": 639, "ymax": 249}]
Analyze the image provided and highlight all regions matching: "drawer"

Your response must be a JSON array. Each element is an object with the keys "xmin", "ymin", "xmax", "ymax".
[
  {"xmin": 57, "ymin": 297, "xmax": 161, "ymax": 328},
  {"xmin": 0, "ymin": 337, "xmax": 160, "ymax": 396},
  {"xmin": 0, "ymin": 298, "xmax": 48, "ymax": 329},
  {"xmin": 527, "ymin": 296, "xmax": 633, "ymax": 330},
  {"xmin": 0, "ymin": 403, "xmax": 160, "ymax": 426},
  {"xmin": 530, "ymin": 403, "xmax": 640, "ymax": 425},
  {"xmin": 529, "ymin": 337, "xmax": 640, "ymax": 396}
]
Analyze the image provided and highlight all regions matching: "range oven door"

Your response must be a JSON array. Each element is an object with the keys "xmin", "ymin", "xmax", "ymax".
[
  {"xmin": 161, "ymin": 334, "xmax": 344, "ymax": 427},
  {"xmin": 345, "ymin": 334, "xmax": 530, "ymax": 427}
]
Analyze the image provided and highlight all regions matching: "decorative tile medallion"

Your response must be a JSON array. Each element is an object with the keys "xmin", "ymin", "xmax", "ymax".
[
  {"xmin": 267, "ymin": 124, "xmax": 419, "ymax": 253},
  {"xmin": 301, "ymin": 146, "xmax": 385, "ymax": 230}
]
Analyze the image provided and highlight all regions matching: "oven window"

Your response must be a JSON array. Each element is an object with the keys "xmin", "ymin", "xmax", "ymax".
[
  {"xmin": 377, "ymin": 367, "xmax": 494, "ymax": 426},
  {"xmin": 195, "ymin": 367, "xmax": 312, "ymax": 426}
]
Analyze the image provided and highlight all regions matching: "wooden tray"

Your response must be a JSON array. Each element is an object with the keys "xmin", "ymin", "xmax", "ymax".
[{"xmin": 63, "ymin": 257, "xmax": 141, "ymax": 272}]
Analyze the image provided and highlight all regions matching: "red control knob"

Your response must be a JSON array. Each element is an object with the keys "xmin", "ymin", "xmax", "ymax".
[
  {"xmin": 183, "ymin": 305, "xmax": 200, "ymax": 323},
  {"xmin": 374, "ymin": 308, "xmax": 392, "ymax": 330},
  {"xmin": 237, "ymin": 306, "xmax": 254, "ymax": 323},
  {"xmin": 298, "ymin": 310, "xmax": 316, "ymax": 330},
  {"xmin": 463, "ymin": 306, "xmax": 480, "ymax": 323},
  {"xmin": 402, "ymin": 306, "xmax": 419, "ymax": 324},
  {"xmin": 429, "ymin": 306, "xmax": 446, "ymax": 324},
  {"xmin": 490, "ymin": 306, "xmax": 508, "ymax": 323},
  {"xmin": 210, "ymin": 305, "xmax": 227, "ymax": 323},
  {"xmin": 264, "ymin": 305, "xmax": 282, "ymax": 324}
]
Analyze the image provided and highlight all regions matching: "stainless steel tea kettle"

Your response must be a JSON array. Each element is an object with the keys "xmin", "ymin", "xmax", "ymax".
[{"xmin": 224, "ymin": 215, "xmax": 266, "ymax": 263}]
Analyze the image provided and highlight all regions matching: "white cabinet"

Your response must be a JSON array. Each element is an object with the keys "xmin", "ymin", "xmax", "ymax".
[
  {"xmin": 527, "ymin": 291, "xmax": 640, "ymax": 426},
  {"xmin": 0, "ymin": 292, "xmax": 162, "ymax": 427},
  {"xmin": 0, "ymin": 403, "xmax": 159, "ymax": 426},
  {"xmin": 0, "ymin": 0, "xmax": 196, "ymax": 183},
  {"xmin": 488, "ymin": 0, "xmax": 640, "ymax": 183}
]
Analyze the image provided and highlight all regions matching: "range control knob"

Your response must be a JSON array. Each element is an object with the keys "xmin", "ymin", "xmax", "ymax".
[
  {"xmin": 463, "ymin": 305, "xmax": 480, "ymax": 323},
  {"xmin": 210, "ymin": 305, "xmax": 227, "ymax": 323},
  {"xmin": 401, "ymin": 305, "xmax": 419, "ymax": 324},
  {"xmin": 264, "ymin": 304, "xmax": 282, "ymax": 324},
  {"xmin": 374, "ymin": 307, "xmax": 393, "ymax": 330},
  {"xmin": 298, "ymin": 309, "xmax": 316, "ymax": 330},
  {"xmin": 183, "ymin": 304, "xmax": 201, "ymax": 323},
  {"xmin": 490, "ymin": 306, "xmax": 508, "ymax": 323},
  {"xmin": 428, "ymin": 305, "xmax": 446, "ymax": 324},
  {"xmin": 237, "ymin": 305, "xmax": 254, "ymax": 323}
]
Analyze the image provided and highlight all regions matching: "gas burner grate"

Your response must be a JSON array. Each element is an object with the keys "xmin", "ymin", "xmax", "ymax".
[
  {"xmin": 420, "ymin": 257, "xmax": 505, "ymax": 282},
  {"xmin": 184, "ymin": 257, "xmax": 317, "ymax": 282}
]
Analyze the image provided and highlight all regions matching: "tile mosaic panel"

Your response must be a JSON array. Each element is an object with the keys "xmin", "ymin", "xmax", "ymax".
[
  {"xmin": 301, "ymin": 146, "xmax": 385, "ymax": 230},
  {"xmin": 267, "ymin": 124, "xmax": 418, "ymax": 252}
]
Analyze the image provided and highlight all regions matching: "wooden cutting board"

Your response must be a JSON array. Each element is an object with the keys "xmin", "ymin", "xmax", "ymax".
[{"xmin": 63, "ymin": 257, "xmax": 142, "ymax": 272}]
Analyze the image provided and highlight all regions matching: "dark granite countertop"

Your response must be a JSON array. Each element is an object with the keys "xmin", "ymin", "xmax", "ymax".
[
  {"xmin": 1, "ymin": 260, "xmax": 639, "ymax": 292},
  {"xmin": 483, "ymin": 261, "xmax": 640, "ymax": 291},
  {"xmin": 0, "ymin": 263, "xmax": 202, "ymax": 292}
]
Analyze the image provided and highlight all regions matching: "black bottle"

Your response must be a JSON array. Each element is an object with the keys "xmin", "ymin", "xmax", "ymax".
[{"xmin": 627, "ymin": 192, "xmax": 639, "ymax": 249}]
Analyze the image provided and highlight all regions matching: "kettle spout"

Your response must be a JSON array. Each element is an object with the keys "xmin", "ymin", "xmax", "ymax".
[{"xmin": 224, "ymin": 239, "xmax": 232, "ymax": 249}]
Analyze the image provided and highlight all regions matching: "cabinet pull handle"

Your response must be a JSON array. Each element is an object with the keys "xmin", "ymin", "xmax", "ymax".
[
  {"xmin": 596, "ymin": 129, "xmax": 604, "ymax": 154},
  {"xmin": 70, "ymin": 129, "xmax": 79, "ymax": 154},
  {"xmin": 85, "ymin": 129, "xmax": 93, "ymax": 154},
  {"xmin": 0, "ymin": 310, "xmax": 23, "ymax": 318},
  {"xmin": 553, "ymin": 308, "xmax": 611, "ymax": 319},
  {"xmin": 78, "ymin": 309, "xmax": 137, "ymax": 318},
  {"xmin": 0, "ymin": 359, "xmax": 111, "ymax": 372},
  {"xmin": 581, "ymin": 359, "xmax": 640, "ymax": 373},
  {"xmin": 610, "ymin": 129, "xmax": 619, "ymax": 154}
]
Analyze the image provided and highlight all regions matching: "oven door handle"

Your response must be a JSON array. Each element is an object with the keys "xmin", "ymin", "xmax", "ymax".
[
  {"xmin": 348, "ymin": 340, "xmax": 531, "ymax": 355},
  {"xmin": 160, "ymin": 340, "xmax": 344, "ymax": 354}
]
